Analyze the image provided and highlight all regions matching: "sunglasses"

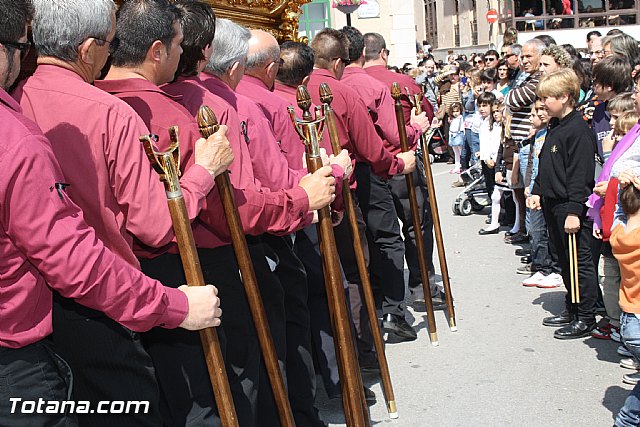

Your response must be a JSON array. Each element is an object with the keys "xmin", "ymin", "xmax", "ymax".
[
  {"xmin": 94, "ymin": 36, "xmax": 120, "ymax": 55},
  {"xmin": 332, "ymin": 57, "xmax": 351, "ymax": 66},
  {"xmin": 0, "ymin": 40, "xmax": 31, "ymax": 61},
  {"xmin": 474, "ymin": 59, "xmax": 484, "ymax": 64},
  {"xmin": 485, "ymin": 57, "xmax": 496, "ymax": 62}
]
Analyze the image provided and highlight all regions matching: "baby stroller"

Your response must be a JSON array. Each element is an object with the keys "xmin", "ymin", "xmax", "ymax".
[{"xmin": 452, "ymin": 162, "xmax": 490, "ymax": 216}]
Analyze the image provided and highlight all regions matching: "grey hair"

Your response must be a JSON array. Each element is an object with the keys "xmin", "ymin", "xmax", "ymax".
[
  {"xmin": 32, "ymin": 0, "xmax": 115, "ymax": 62},
  {"xmin": 205, "ymin": 18, "xmax": 251, "ymax": 75},
  {"xmin": 246, "ymin": 41, "xmax": 280, "ymax": 70},
  {"xmin": 510, "ymin": 44, "xmax": 522, "ymax": 56},
  {"xmin": 524, "ymin": 38, "xmax": 546, "ymax": 54}
]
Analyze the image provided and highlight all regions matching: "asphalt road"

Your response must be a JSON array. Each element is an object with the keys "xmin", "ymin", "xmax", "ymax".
[{"xmin": 317, "ymin": 161, "xmax": 629, "ymax": 427}]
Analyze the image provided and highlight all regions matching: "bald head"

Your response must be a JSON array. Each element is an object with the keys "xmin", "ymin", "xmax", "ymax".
[{"xmin": 246, "ymin": 29, "xmax": 280, "ymax": 71}]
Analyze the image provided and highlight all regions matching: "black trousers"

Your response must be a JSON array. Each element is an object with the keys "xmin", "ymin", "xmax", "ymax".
[
  {"xmin": 333, "ymin": 196, "xmax": 377, "ymax": 366},
  {"xmin": 0, "ymin": 339, "xmax": 78, "ymax": 427},
  {"xmin": 139, "ymin": 242, "xmax": 284, "ymax": 427},
  {"xmin": 262, "ymin": 234, "xmax": 324, "ymax": 427},
  {"xmin": 354, "ymin": 163, "xmax": 406, "ymax": 317},
  {"xmin": 51, "ymin": 294, "xmax": 162, "ymax": 427},
  {"xmin": 542, "ymin": 198, "xmax": 598, "ymax": 320},
  {"xmin": 481, "ymin": 160, "xmax": 496, "ymax": 204},
  {"xmin": 295, "ymin": 227, "xmax": 341, "ymax": 399},
  {"xmin": 389, "ymin": 172, "xmax": 437, "ymax": 293}
]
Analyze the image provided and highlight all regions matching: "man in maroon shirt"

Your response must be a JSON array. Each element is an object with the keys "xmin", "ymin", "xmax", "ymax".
[
  {"xmin": 308, "ymin": 28, "xmax": 420, "ymax": 342},
  {"xmin": 99, "ymin": 2, "xmax": 336, "ymax": 425},
  {"xmin": 364, "ymin": 31, "xmax": 446, "ymax": 309},
  {"xmin": 204, "ymin": 18, "xmax": 352, "ymax": 427},
  {"xmin": 0, "ymin": 1, "xmax": 221, "ymax": 425}
]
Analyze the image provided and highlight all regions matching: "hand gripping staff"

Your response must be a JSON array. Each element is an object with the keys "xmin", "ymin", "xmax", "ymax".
[
  {"xmin": 139, "ymin": 128, "xmax": 238, "ymax": 427},
  {"xmin": 390, "ymin": 83, "xmax": 439, "ymax": 346},
  {"xmin": 288, "ymin": 86, "xmax": 371, "ymax": 427},
  {"xmin": 318, "ymin": 82, "xmax": 398, "ymax": 419},
  {"xmin": 197, "ymin": 106, "xmax": 295, "ymax": 427},
  {"xmin": 404, "ymin": 87, "xmax": 457, "ymax": 332}
]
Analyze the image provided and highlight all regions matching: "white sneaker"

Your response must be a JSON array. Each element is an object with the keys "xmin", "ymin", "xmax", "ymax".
[
  {"xmin": 619, "ymin": 345, "xmax": 634, "ymax": 357},
  {"xmin": 522, "ymin": 272, "xmax": 546, "ymax": 287},
  {"xmin": 536, "ymin": 273, "xmax": 564, "ymax": 289}
]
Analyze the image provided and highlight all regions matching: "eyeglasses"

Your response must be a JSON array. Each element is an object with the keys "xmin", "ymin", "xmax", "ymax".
[
  {"xmin": 270, "ymin": 57, "xmax": 285, "ymax": 67},
  {"xmin": 383, "ymin": 49, "xmax": 390, "ymax": 56},
  {"xmin": 485, "ymin": 56, "xmax": 497, "ymax": 62},
  {"xmin": 0, "ymin": 40, "xmax": 31, "ymax": 61},
  {"xmin": 590, "ymin": 49, "xmax": 604, "ymax": 56},
  {"xmin": 474, "ymin": 59, "xmax": 484, "ymax": 64},
  {"xmin": 94, "ymin": 36, "xmax": 120, "ymax": 55},
  {"xmin": 332, "ymin": 57, "xmax": 351, "ymax": 66}
]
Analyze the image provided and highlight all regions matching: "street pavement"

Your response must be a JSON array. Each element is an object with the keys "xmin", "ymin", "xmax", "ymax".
[{"xmin": 317, "ymin": 161, "xmax": 630, "ymax": 426}]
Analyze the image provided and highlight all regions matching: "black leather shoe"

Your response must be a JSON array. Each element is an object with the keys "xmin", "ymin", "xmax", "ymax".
[
  {"xmin": 553, "ymin": 320, "xmax": 596, "ymax": 340},
  {"xmin": 478, "ymin": 227, "xmax": 499, "ymax": 235},
  {"xmin": 542, "ymin": 311, "xmax": 573, "ymax": 327},
  {"xmin": 521, "ymin": 255, "xmax": 532, "ymax": 264},
  {"xmin": 363, "ymin": 387, "xmax": 376, "ymax": 404},
  {"xmin": 382, "ymin": 314, "xmax": 417, "ymax": 340},
  {"xmin": 515, "ymin": 248, "xmax": 531, "ymax": 256},
  {"xmin": 485, "ymin": 216, "xmax": 492, "ymax": 224}
]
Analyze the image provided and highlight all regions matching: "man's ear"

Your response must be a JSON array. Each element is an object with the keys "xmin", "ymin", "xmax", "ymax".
[
  {"xmin": 229, "ymin": 61, "xmax": 243, "ymax": 81},
  {"xmin": 148, "ymin": 40, "xmax": 165, "ymax": 64},
  {"xmin": 78, "ymin": 38, "xmax": 96, "ymax": 65}
]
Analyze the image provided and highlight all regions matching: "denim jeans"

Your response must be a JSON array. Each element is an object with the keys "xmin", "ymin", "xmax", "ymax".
[
  {"xmin": 616, "ymin": 313, "xmax": 640, "ymax": 426},
  {"xmin": 599, "ymin": 254, "xmax": 622, "ymax": 327},
  {"xmin": 461, "ymin": 129, "xmax": 479, "ymax": 170},
  {"xmin": 528, "ymin": 208, "xmax": 553, "ymax": 275}
]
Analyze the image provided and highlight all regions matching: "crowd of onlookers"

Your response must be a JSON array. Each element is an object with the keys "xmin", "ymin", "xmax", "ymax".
[{"xmin": 402, "ymin": 27, "xmax": 640, "ymax": 426}]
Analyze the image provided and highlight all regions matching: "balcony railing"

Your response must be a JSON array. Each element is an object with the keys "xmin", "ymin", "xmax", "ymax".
[{"xmin": 500, "ymin": 6, "xmax": 639, "ymax": 31}]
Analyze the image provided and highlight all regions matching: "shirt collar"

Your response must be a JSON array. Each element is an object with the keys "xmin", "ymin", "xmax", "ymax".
[
  {"xmin": 311, "ymin": 68, "xmax": 337, "ymax": 81},
  {"xmin": 0, "ymin": 87, "xmax": 21, "ymax": 113},
  {"xmin": 95, "ymin": 77, "xmax": 181, "ymax": 101},
  {"xmin": 242, "ymin": 74, "xmax": 270, "ymax": 91}
]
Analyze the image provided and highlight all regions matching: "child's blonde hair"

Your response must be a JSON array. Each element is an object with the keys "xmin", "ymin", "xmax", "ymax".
[
  {"xmin": 614, "ymin": 111, "xmax": 640, "ymax": 137},
  {"xmin": 536, "ymin": 68, "xmax": 581, "ymax": 106},
  {"xmin": 608, "ymin": 92, "xmax": 636, "ymax": 114}
]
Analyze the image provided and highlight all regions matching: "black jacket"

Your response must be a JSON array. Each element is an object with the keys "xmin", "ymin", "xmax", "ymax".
[{"xmin": 532, "ymin": 110, "xmax": 597, "ymax": 216}]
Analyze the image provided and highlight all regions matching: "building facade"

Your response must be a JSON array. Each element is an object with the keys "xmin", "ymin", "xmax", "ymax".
[{"xmin": 298, "ymin": 0, "xmax": 427, "ymax": 67}]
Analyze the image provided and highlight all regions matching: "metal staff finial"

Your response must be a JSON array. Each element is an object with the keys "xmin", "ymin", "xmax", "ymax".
[
  {"xmin": 319, "ymin": 82, "xmax": 333, "ymax": 106},
  {"xmin": 140, "ymin": 127, "xmax": 181, "ymax": 197},
  {"xmin": 390, "ymin": 82, "xmax": 403, "ymax": 101}
]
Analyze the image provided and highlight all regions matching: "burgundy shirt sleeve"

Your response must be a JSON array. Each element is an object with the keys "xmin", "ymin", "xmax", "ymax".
[
  {"xmin": 107, "ymin": 110, "xmax": 213, "ymax": 249},
  {"xmin": 0, "ymin": 133, "xmax": 188, "ymax": 332},
  {"xmin": 346, "ymin": 93, "xmax": 404, "ymax": 177}
]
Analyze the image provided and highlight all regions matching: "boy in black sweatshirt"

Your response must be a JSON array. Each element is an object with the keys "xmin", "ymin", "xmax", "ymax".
[{"xmin": 528, "ymin": 68, "xmax": 599, "ymax": 339}]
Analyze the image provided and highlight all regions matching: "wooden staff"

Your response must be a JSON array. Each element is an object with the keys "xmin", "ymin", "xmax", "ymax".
[
  {"xmin": 318, "ymin": 83, "xmax": 398, "ymax": 419},
  {"xmin": 289, "ymin": 86, "xmax": 370, "ymax": 427},
  {"xmin": 405, "ymin": 87, "xmax": 457, "ymax": 332},
  {"xmin": 140, "ymin": 129, "xmax": 238, "ymax": 427},
  {"xmin": 197, "ymin": 106, "xmax": 295, "ymax": 427},
  {"xmin": 569, "ymin": 233, "xmax": 581, "ymax": 304},
  {"xmin": 390, "ymin": 83, "xmax": 439, "ymax": 346}
]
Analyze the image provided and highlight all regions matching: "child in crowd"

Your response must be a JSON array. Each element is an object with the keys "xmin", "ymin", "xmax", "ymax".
[
  {"xmin": 477, "ymin": 93, "xmax": 504, "ymax": 235},
  {"xmin": 601, "ymin": 93, "xmax": 637, "ymax": 158},
  {"xmin": 521, "ymin": 99, "xmax": 564, "ymax": 288},
  {"xmin": 529, "ymin": 69, "xmax": 599, "ymax": 339},
  {"xmin": 590, "ymin": 105, "xmax": 639, "ymax": 340},
  {"xmin": 611, "ymin": 182, "xmax": 640, "ymax": 427},
  {"xmin": 448, "ymin": 102, "xmax": 465, "ymax": 174}
]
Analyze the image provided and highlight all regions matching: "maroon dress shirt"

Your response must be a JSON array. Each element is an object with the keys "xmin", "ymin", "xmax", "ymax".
[
  {"xmin": 200, "ymin": 74, "xmax": 304, "ymax": 191},
  {"xmin": 0, "ymin": 87, "xmax": 187, "ymax": 348},
  {"xmin": 237, "ymin": 75, "xmax": 307, "ymax": 168},
  {"xmin": 342, "ymin": 67, "xmax": 421, "ymax": 155},
  {"xmin": 365, "ymin": 64, "xmax": 435, "ymax": 149},
  {"xmin": 14, "ymin": 65, "xmax": 214, "ymax": 266},
  {"xmin": 96, "ymin": 77, "xmax": 312, "ymax": 247},
  {"xmin": 306, "ymin": 69, "xmax": 404, "ymax": 190}
]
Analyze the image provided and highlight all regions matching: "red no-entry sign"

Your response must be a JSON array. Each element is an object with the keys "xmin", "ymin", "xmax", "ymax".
[{"xmin": 486, "ymin": 8, "xmax": 498, "ymax": 24}]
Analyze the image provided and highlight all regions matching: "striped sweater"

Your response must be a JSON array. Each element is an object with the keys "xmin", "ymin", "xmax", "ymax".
[{"xmin": 505, "ymin": 70, "xmax": 542, "ymax": 142}]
